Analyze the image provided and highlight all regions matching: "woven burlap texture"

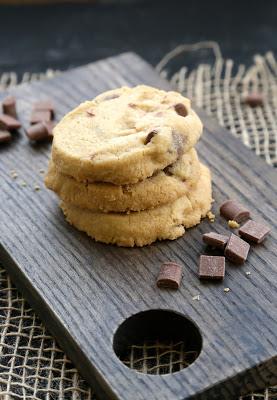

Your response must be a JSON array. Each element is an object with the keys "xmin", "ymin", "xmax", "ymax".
[
  {"xmin": 0, "ymin": 48, "xmax": 276, "ymax": 399},
  {"xmin": 157, "ymin": 42, "xmax": 277, "ymax": 167}
]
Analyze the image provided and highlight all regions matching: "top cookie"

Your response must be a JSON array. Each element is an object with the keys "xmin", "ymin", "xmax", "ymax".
[{"xmin": 51, "ymin": 85, "xmax": 203, "ymax": 184}]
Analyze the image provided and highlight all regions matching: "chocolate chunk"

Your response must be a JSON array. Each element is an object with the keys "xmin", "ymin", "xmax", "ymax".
[
  {"xmin": 0, "ymin": 114, "xmax": 21, "ymax": 130},
  {"xmin": 26, "ymin": 121, "xmax": 55, "ymax": 141},
  {"xmin": 202, "ymin": 232, "xmax": 229, "ymax": 249},
  {"xmin": 30, "ymin": 110, "xmax": 51, "ymax": 124},
  {"xmin": 86, "ymin": 108, "xmax": 95, "ymax": 116},
  {"xmin": 174, "ymin": 103, "xmax": 188, "ymax": 117},
  {"xmin": 0, "ymin": 130, "xmax": 12, "ymax": 143},
  {"xmin": 239, "ymin": 220, "xmax": 270, "ymax": 243},
  {"xmin": 199, "ymin": 255, "xmax": 225, "ymax": 280},
  {"xmin": 243, "ymin": 93, "xmax": 264, "ymax": 107},
  {"xmin": 224, "ymin": 234, "xmax": 250, "ymax": 264},
  {"xmin": 172, "ymin": 132, "xmax": 185, "ymax": 156},
  {"xmin": 26, "ymin": 123, "xmax": 48, "ymax": 141},
  {"xmin": 33, "ymin": 100, "xmax": 55, "ymax": 117},
  {"xmin": 163, "ymin": 164, "xmax": 173, "ymax": 176},
  {"xmin": 44, "ymin": 121, "xmax": 56, "ymax": 138},
  {"xmin": 220, "ymin": 200, "xmax": 250, "ymax": 223},
  {"xmin": 2, "ymin": 96, "xmax": 17, "ymax": 118},
  {"xmin": 157, "ymin": 262, "xmax": 182, "ymax": 289},
  {"xmin": 103, "ymin": 94, "xmax": 120, "ymax": 101},
  {"xmin": 144, "ymin": 130, "xmax": 158, "ymax": 145}
]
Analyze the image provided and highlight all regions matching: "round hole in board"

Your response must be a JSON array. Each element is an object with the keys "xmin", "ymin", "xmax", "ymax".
[{"xmin": 113, "ymin": 309, "xmax": 202, "ymax": 375}]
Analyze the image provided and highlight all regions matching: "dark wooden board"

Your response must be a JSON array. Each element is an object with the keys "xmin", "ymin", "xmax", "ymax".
[{"xmin": 0, "ymin": 52, "xmax": 276, "ymax": 400}]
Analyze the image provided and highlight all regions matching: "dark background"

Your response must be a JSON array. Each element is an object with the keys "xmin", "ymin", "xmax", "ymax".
[{"xmin": 0, "ymin": 0, "xmax": 276, "ymax": 75}]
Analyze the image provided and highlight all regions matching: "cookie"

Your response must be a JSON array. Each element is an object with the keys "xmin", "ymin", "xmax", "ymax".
[
  {"xmin": 60, "ymin": 164, "xmax": 212, "ymax": 247},
  {"xmin": 45, "ymin": 149, "xmax": 201, "ymax": 212},
  {"xmin": 51, "ymin": 85, "xmax": 203, "ymax": 184}
]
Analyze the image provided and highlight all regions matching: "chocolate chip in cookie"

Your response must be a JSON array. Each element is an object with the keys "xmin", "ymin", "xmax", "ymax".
[
  {"xmin": 144, "ymin": 130, "xmax": 158, "ymax": 144},
  {"xmin": 163, "ymin": 164, "xmax": 174, "ymax": 176},
  {"xmin": 86, "ymin": 108, "xmax": 95, "ymax": 116},
  {"xmin": 172, "ymin": 132, "xmax": 186, "ymax": 156},
  {"xmin": 128, "ymin": 103, "xmax": 137, "ymax": 109},
  {"xmin": 174, "ymin": 103, "xmax": 188, "ymax": 117},
  {"xmin": 103, "ymin": 94, "xmax": 120, "ymax": 101}
]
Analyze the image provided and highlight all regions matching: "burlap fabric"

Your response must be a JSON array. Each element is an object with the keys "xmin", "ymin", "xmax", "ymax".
[
  {"xmin": 0, "ymin": 47, "xmax": 276, "ymax": 399},
  {"xmin": 157, "ymin": 42, "xmax": 277, "ymax": 167}
]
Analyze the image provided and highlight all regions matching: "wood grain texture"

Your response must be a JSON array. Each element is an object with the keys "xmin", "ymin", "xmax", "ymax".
[{"xmin": 0, "ymin": 52, "xmax": 276, "ymax": 400}]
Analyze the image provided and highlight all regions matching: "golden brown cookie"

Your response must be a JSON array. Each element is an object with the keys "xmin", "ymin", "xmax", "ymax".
[
  {"xmin": 60, "ymin": 164, "xmax": 212, "ymax": 247},
  {"xmin": 45, "ymin": 149, "xmax": 201, "ymax": 212},
  {"xmin": 51, "ymin": 85, "xmax": 203, "ymax": 184}
]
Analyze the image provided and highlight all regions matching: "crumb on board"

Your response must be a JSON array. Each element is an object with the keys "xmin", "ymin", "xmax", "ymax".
[
  {"xmin": 192, "ymin": 295, "xmax": 200, "ymax": 301},
  {"xmin": 34, "ymin": 185, "xmax": 40, "ymax": 191},
  {"xmin": 224, "ymin": 287, "xmax": 230, "ymax": 293},
  {"xmin": 228, "ymin": 220, "xmax": 240, "ymax": 229},
  {"xmin": 20, "ymin": 181, "xmax": 27, "ymax": 187},
  {"xmin": 207, "ymin": 211, "xmax": 215, "ymax": 222},
  {"xmin": 245, "ymin": 271, "xmax": 251, "ymax": 276},
  {"xmin": 39, "ymin": 169, "xmax": 45, "ymax": 174},
  {"xmin": 10, "ymin": 171, "xmax": 18, "ymax": 179}
]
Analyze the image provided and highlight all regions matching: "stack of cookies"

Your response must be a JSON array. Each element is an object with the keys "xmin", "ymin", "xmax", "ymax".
[{"xmin": 45, "ymin": 85, "xmax": 212, "ymax": 247}]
